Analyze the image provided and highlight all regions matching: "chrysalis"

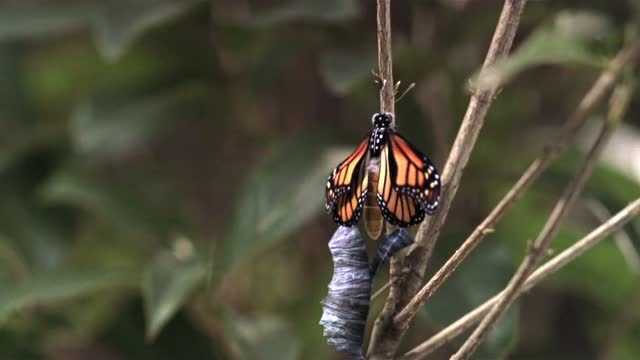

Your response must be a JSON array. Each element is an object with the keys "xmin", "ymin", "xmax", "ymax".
[
  {"xmin": 319, "ymin": 226, "xmax": 371, "ymax": 359},
  {"xmin": 370, "ymin": 228, "xmax": 414, "ymax": 277}
]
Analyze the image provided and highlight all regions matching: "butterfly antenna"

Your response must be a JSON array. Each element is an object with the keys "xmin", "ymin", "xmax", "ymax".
[{"xmin": 395, "ymin": 82, "xmax": 416, "ymax": 103}]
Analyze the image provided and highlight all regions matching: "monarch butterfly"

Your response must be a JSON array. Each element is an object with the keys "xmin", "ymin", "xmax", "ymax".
[{"xmin": 325, "ymin": 112, "xmax": 441, "ymax": 240}]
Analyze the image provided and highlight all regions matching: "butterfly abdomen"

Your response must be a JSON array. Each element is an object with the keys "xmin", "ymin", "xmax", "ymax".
[{"xmin": 363, "ymin": 157, "xmax": 384, "ymax": 240}]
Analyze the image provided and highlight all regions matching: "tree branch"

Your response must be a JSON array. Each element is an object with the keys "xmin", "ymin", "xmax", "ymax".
[
  {"xmin": 449, "ymin": 76, "xmax": 633, "ymax": 360},
  {"xmin": 392, "ymin": 40, "xmax": 640, "ymax": 325},
  {"xmin": 402, "ymin": 198, "xmax": 640, "ymax": 360},
  {"xmin": 367, "ymin": 1, "xmax": 528, "ymax": 356},
  {"xmin": 367, "ymin": 2, "xmax": 401, "ymax": 359},
  {"xmin": 377, "ymin": 0, "xmax": 394, "ymax": 115}
]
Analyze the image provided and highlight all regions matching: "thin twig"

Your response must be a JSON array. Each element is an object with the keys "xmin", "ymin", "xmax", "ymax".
[
  {"xmin": 450, "ymin": 78, "xmax": 633, "ymax": 360},
  {"xmin": 367, "ymin": 1, "xmax": 528, "ymax": 356},
  {"xmin": 392, "ymin": 41, "xmax": 640, "ymax": 325},
  {"xmin": 402, "ymin": 198, "xmax": 640, "ymax": 360},
  {"xmin": 371, "ymin": 281, "xmax": 391, "ymax": 300},
  {"xmin": 377, "ymin": 0, "xmax": 395, "ymax": 115},
  {"xmin": 587, "ymin": 199, "xmax": 640, "ymax": 274}
]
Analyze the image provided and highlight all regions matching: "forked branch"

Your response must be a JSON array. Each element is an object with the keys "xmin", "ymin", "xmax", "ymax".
[
  {"xmin": 402, "ymin": 198, "xmax": 640, "ymax": 360},
  {"xmin": 450, "ymin": 76, "xmax": 634, "ymax": 360},
  {"xmin": 393, "ymin": 40, "xmax": 640, "ymax": 326}
]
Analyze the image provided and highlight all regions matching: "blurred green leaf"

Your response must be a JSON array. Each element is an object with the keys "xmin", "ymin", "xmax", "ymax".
[
  {"xmin": 0, "ymin": 1, "xmax": 204, "ymax": 62},
  {"xmin": 24, "ymin": 41, "xmax": 186, "ymax": 109},
  {"xmin": 496, "ymin": 176, "xmax": 637, "ymax": 309},
  {"xmin": 225, "ymin": 314, "xmax": 300, "ymax": 360},
  {"xmin": 40, "ymin": 168, "xmax": 174, "ymax": 236},
  {"xmin": 428, "ymin": 242, "xmax": 519, "ymax": 358},
  {"xmin": 473, "ymin": 11, "xmax": 611, "ymax": 91},
  {"xmin": 0, "ymin": 46, "xmax": 60, "ymax": 172},
  {"xmin": 143, "ymin": 242, "xmax": 206, "ymax": 340},
  {"xmin": 221, "ymin": 139, "xmax": 346, "ymax": 273},
  {"xmin": 71, "ymin": 83, "xmax": 208, "ymax": 159},
  {"xmin": 588, "ymin": 164, "xmax": 640, "ymax": 207},
  {"xmin": 0, "ymin": 267, "xmax": 133, "ymax": 324},
  {"xmin": 92, "ymin": 0, "xmax": 205, "ymax": 62},
  {"xmin": 0, "ymin": 194, "xmax": 68, "ymax": 270},
  {"xmin": 551, "ymin": 237, "xmax": 637, "ymax": 309},
  {"xmin": 235, "ymin": 0, "xmax": 359, "ymax": 27},
  {"xmin": 609, "ymin": 325, "xmax": 640, "ymax": 360},
  {"xmin": 0, "ymin": 130, "xmax": 59, "ymax": 173},
  {"xmin": 548, "ymin": 146, "xmax": 640, "ymax": 209},
  {"xmin": 320, "ymin": 51, "xmax": 375, "ymax": 95}
]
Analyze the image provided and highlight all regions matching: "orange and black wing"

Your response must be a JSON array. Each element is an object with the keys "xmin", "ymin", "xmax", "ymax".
[
  {"xmin": 376, "ymin": 133, "xmax": 441, "ymax": 226},
  {"xmin": 325, "ymin": 138, "xmax": 369, "ymax": 226}
]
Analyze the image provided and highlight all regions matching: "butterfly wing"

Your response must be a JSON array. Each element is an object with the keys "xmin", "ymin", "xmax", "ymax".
[
  {"xmin": 376, "ymin": 133, "xmax": 441, "ymax": 226},
  {"xmin": 325, "ymin": 138, "xmax": 369, "ymax": 226}
]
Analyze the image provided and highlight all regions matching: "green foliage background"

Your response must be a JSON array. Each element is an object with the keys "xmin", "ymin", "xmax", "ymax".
[{"xmin": 0, "ymin": 1, "xmax": 639, "ymax": 359}]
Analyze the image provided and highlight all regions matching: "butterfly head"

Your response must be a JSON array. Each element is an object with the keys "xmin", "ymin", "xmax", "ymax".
[{"xmin": 372, "ymin": 112, "xmax": 393, "ymax": 129}]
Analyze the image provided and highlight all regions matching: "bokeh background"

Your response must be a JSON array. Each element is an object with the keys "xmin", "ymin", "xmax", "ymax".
[{"xmin": 0, "ymin": 0, "xmax": 639, "ymax": 359}]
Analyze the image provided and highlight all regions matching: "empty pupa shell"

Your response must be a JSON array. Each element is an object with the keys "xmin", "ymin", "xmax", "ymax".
[
  {"xmin": 319, "ymin": 226, "xmax": 371, "ymax": 359},
  {"xmin": 370, "ymin": 228, "xmax": 414, "ymax": 277}
]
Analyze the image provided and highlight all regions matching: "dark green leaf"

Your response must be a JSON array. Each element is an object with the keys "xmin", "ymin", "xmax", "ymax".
[
  {"xmin": 0, "ymin": 1, "xmax": 204, "ymax": 62},
  {"xmin": 0, "ymin": 194, "xmax": 68, "ymax": 270},
  {"xmin": 473, "ymin": 11, "xmax": 611, "ymax": 90},
  {"xmin": 40, "ymin": 168, "xmax": 174, "ymax": 236},
  {"xmin": 224, "ymin": 314, "xmax": 300, "ymax": 360},
  {"xmin": 221, "ymin": 140, "xmax": 347, "ymax": 273},
  {"xmin": 550, "ymin": 238, "xmax": 637, "ymax": 309},
  {"xmin": 428, "ymin": 242, "xmax": 519, "ymax": 358},
  {"xmin": 70, "ymin": 83, "xmax": 208, "ymax": 159},
  {"xmin": 0, "ymin": 267, "xmax": 133, "ymax": 323},
  {"xmin": 143, "ymin": 241, "xmax": 206, "ymax": 340},
  {"xmin": 91, "ymin": 0, "xmax": 205, "ymax": 62}
]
